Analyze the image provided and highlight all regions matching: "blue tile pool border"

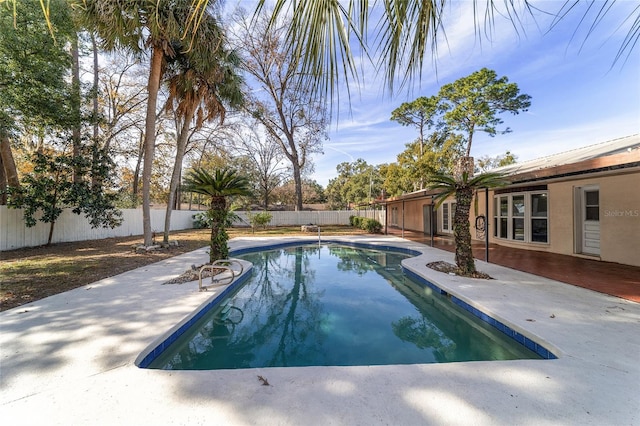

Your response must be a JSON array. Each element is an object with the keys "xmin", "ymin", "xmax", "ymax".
[
  {"xmin": 136, "ymin": 271, "xmax": 252, "ymax": 368},
  {"xmin": 403, "ymin": 268, "xmax": 557, "ymax": 360}
]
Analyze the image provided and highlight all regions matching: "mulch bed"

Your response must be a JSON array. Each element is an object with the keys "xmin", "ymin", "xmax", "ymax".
[{"xmin": 426, "ymin": 261, "xmax": 492, "ymax": 279}]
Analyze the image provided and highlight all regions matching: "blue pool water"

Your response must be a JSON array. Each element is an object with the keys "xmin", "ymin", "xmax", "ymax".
[{"xmin": 147, "ymin": 244, "xmax": 542, "ymax": 370}]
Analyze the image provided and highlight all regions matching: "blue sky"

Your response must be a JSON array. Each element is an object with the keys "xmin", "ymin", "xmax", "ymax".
[{"xmin": 304, "ymin": 1, "xmax": 640, "ymax": 186}]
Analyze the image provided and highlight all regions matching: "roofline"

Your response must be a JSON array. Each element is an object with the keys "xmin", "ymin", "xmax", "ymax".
[
  {"xmin": 376, "ymin": 188, "xmax": 442, "ymax": 204},
  {"xmin": 379, "ymin": 151, "xmax": 639, "ymax": 204},
  {"xmin": 505, "ymin": 149, "xmax": 640, "ymax": 184}
]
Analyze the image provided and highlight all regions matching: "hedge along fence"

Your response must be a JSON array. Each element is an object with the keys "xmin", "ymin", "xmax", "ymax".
[
  {"xmin": 0, "ymin": 206, "xmax": 386, "ymax": 251},
  {"xmin": 230, "ymin": 210, "xmax": 385, "ymax": 227}
]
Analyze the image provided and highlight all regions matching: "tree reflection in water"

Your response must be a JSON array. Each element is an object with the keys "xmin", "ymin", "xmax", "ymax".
[{"xmin": 152, "ymin": 245, "xmax": 539, "ymax": 370}]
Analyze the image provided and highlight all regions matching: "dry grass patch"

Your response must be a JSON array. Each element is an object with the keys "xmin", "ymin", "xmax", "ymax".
[{"xmin": 1, "ymin": 226, "xmax": 366, "ymax": 311}]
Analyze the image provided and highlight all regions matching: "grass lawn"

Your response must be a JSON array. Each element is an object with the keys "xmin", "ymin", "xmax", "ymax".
[{"xmin": 0, "ymin": 226, "xmax": 367, "ymax": 312}]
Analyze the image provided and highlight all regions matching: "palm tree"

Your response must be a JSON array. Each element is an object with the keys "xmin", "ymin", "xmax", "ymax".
[
  {"xmin": 162, "ymin": 15, "xmax": 243, "ymax": 243},
  {"xmin": 77, "ymin": 0, "xmax": 214, "ymax": 246},
  {"xmin": 183, "ymin": 168, "xmax": 251, "ymax": 262},
  {"xmin": 427, "ymin": 171, "xmax": 507, "ymax": 276}
]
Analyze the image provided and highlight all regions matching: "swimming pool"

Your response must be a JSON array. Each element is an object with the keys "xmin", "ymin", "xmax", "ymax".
[{"xmin": 144, "ymin": 243, "xmax": 544, "ymax": 370}]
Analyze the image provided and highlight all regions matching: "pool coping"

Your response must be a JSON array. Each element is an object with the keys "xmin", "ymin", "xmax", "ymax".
[{"xmin": 1, "ymin": 235, "xmax": 638, "ymax": 425}]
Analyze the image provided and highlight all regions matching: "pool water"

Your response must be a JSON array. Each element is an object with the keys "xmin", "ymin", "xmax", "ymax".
[{"xmin": 148, "ymin": 244, "xmax": 541, "ymax": 370}]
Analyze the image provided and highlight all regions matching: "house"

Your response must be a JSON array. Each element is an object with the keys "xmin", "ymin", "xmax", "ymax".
[{"xmin": 381, "ymin": 134, "xmax": 640, "ymax": 267}]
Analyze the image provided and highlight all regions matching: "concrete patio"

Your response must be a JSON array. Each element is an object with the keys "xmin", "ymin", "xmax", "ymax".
[{"xmin": 1, "ymin": 235, "xmax": 638, "ymax": 425}]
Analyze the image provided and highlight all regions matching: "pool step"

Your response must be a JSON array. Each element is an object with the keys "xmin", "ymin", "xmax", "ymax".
[{"xmin": 219, "ymin": 304, "xmax": 231, "ymax": 320}]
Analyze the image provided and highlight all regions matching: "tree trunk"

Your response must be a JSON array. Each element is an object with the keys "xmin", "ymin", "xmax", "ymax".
[
  {"xmin": 46, "ymin": 166, "xmax": 63, "ymax": 246},
  {"xmin": 292, "ymin": 162, "xmax": 303, "ymax": 211},
  {"xmin": 142, "ymin": 47, "xmax": 164, "ymax": 246},
  {"xmin": 163, "ymin": 107, "xmax": 194, "ymax": 243},
  {"xmin": 453, "ymin": 185, "xmax": 476, "ymax": 275},
  {"xmin": 263, "ymin": 181, "xmax": 269, "ymax": 210},
  {"xmin": 0, "ymin": 151, "xmax": 6, "ymax": 205},
  {"xmin": 91, "ymin": 33, "xmax": 101, "ymax": 188},
  {"xmin": 132, "ymin": 131, "xmax": 144, "ymax": 199},
  {"xmin": 71, "ymin": 35, "xmax": 82, "ymax": 184},
  {"xmin": 454, "ymin": 156, "xmax": 475, "ymax": 180},
  {"xmin": 209, "ymin": 195, "xmax": 228, "ymax": 262},
  {"xmin": 47, "ymin": 220, "xmax": 56, "ymax": 246},
  {"xmin": 0, "ymin": 134, "xmax": 20, "ymax": 196},
  {"xmin": 91, "ymin": 33, "xmax": 99, "ymax": 141}
]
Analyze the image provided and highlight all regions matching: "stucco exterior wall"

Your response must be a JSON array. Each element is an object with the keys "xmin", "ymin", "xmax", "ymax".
[
  {"xmin": 549, "ymin": 172, "xmax": 640, "ymax": 266},
  {"xmin": 484, "ymin": 171, "xmax": 639, "ymax": 266},
  {"xmin": 386, "ymin": 199, "xmax": 433, "ymax": 232}
]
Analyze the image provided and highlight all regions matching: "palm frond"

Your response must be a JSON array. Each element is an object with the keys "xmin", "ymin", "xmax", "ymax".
[
  {"xmin": 425, "ymin": 172, "xmax": 457, "ymax": 208},
  {"xmin": 376, "ymin": 0, "xmax": 445, "ymax": 91},
  {"xmin": 426, "ymin": 170, "xmax": 507, "ymax": 208},
  {"xmin": 183, "ymin": 167, "xmax": 251, "ymax": 197},
  {"xmin": 467, "ymin": 171, "xmax": 509, "ymax": 188},
  {"xmin": 259, "ymin": 0, "xmax": 366, "ymax": 101}
]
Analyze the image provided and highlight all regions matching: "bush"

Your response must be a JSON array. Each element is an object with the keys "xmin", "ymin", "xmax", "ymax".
[
  {"xmin": 350, "ymin": 215, "xmax": 382, "ymax": 234},
  {"xmin": 362, "ymin": 218, "xmax": 382, "ymax": 233},
  {"xmin": 349, "ymin": 215, "xmax": 364, "ymax": 227},
  {"xmin": 250, "ymin": 211, "xmax": 272, "ymax": 229},
  {"xmin": 192, "ymin": 211, "xmax": 212, "ymax": 229}
]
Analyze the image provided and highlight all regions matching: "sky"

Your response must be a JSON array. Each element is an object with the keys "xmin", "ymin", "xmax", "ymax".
[{"xmin": 294, "ymin": 1, "xmax": 640, "ymax": 187}]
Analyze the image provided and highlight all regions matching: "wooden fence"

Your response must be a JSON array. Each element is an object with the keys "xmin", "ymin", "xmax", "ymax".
[{"xmin": 0, "ymin": 206, "xmax": 385, "ymax": 251}]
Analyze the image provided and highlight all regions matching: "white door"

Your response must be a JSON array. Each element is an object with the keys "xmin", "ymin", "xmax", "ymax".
[{"xmin": 581, "ymin": 187, "xmax": 600, "ymax": 255}]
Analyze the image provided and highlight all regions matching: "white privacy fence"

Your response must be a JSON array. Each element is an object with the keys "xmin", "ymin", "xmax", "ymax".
[
  {"xmin": 0, "ymin": 206, "xmax": 385, "ymax": 251},
  {"xmin": 0, "ymin": 207, "xmax": 196, "ymax": 251}
]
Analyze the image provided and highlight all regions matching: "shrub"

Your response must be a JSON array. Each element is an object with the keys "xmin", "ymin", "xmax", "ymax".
[
  {"xmin": 362, "ymin": 218, "xmax": 382, "ymax": 233},
  {"xmin": 350, "ymin": 215, "xmax": 382, "ymax": 233},
  {"xmin": 350, "ymin": 215, "xmax": 364, "ymax": 228},
  {"xmin": 192, "ymin": 212, "xmax": 212, "ymax": 229},
  {"xmin": 250, "ymin": 211, "xmax": 272, "ymax": 229}
]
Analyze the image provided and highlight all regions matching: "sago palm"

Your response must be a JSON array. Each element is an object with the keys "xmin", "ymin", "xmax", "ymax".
[
  {"xmin": 428, "ymin": 171, "xmax": 507, "ymax": 275},
  {"xmin": 183, "ymin": 168, "xmax": 251, "ymax": 262}
]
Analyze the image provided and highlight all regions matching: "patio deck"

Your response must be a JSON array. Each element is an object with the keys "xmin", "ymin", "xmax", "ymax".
[
  {"xmin": 386, "ymin": 228, "xmax": 640, "ymax": 303},
  {"xmin": 1, "ymin": 235, "xmax": 638, "ymax": 425}
]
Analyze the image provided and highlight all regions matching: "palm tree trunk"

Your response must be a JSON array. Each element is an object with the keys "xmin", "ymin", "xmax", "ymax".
[
  {"xmin": 454, "ymin": 156, "xmax": 475, "ymax": 180},
  {"xmin": 454, "ymin": 186, "xmax": 476, "ymax": 275},
  {"xmin": 209, "ymin": 195, "xmax": 227, "ymax": 262},
  {"xmin": 132, "ymin": 131, "xmax": 143, "ymax": 199},
  {"xmin": 142, "ymin": 47, "xmax": 163, "ymax": 246},
  {"xmin": 163, "ymin": 107, "xmax": 195, "ymax": 243}
]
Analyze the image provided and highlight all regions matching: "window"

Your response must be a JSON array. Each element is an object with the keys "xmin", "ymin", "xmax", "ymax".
[
  {"xmin": 531, "ymin": 193, "xmax": 548, "ymax": 243},
  {"xmin": 585, "ymin": 190, "xmax": 599, "ymax": 221},
  {"xmin": 494, "ymin": 192, "xmax": 548, "ymax": 243},
  {"xmin": 512, "ymin": 195, "xmax": 525, "ymax": 241}
]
